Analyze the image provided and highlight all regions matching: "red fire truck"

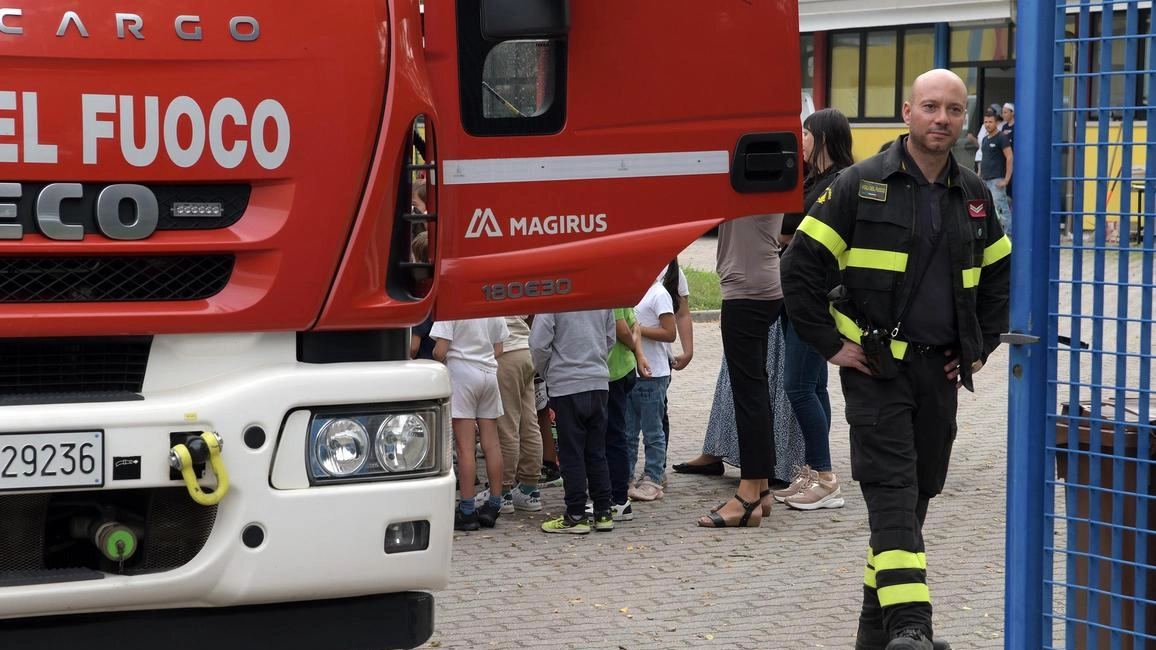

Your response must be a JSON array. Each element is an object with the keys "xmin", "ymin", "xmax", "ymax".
[{"xmin": 0, "ymin": 1, "xmax": 800, "ymax": 647}]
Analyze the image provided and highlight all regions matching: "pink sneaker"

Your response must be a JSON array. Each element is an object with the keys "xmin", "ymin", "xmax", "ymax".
[{"xmin": 627, "ymin": 478, "xmax": 664, "ymax": 502}]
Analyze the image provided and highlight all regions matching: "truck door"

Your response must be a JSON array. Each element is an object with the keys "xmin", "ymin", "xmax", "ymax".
[{"xmin": 425, "ymin": 0, "xmax": 802, "ymax": 318}]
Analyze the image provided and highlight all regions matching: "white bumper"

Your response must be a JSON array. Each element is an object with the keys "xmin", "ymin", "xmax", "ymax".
[{"xmin": 0, "ymin": 333, "xmax": 454, "ymax": 619}]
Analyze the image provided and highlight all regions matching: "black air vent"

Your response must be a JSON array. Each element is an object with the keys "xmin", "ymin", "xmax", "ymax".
[
  {"xmin": 0, "ymin": 337, "xmax": 151, "ymax": 396},
  {"xmin": 0, "ymin": 256, "xmax": 233, "ymax": 303}
]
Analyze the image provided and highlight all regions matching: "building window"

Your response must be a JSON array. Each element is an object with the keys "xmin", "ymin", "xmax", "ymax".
[
  {"xmin": 828, "ymin": 26, "xmax": 934, "ymax": 121},
  {"xmin": 950, "ymin": 22, "xmax": 1014, "ymax": 64},
  {"xmin": 1087, "ymin": 7, "xmax": 1150, "ymax": 115},
  {"xmin": 831, "ymin": 33, "xmax": 862, "ymax": 119},
  {"xmin": 801, "ymin": 33, "xmax": 815, "ymax": 99},
  {"xmin": 865, "ymin": 31, "xmax": 898, "ymax": 117}
]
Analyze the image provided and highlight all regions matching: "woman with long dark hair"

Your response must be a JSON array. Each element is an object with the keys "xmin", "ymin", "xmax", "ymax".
[{"xmin": 774, "ymin": 107, "xmax": 855, "ymax": 510}]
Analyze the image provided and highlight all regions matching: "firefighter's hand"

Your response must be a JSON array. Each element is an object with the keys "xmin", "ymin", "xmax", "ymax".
[
  {"xmin": 944, "ymin": 350, "xmax": 962, "ymax": 389},
  {"xmin": 829, "ymin": 341, "xmax": 872, "ymax": 375}
]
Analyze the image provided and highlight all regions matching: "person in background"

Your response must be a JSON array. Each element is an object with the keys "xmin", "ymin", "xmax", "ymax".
[
  {"xmin": 775, "ymin": 107, "xmax": 855, "ymax": 511},
  {"xmin": 432, "ymin": 317, "xmax": 509, "ymax": 531},
  {"xmin": 625, "ymin": 262, "xmax": 679, "ymax": 502},
  {"xmin": 588, "ymin": 306, "xmax": 651, "ymax": 522},
  {"xmin": 696, "ymin": 213, "xmax": 785, "ymax": 528},
  {"xmin": 979, "ymin": 111, "xmax": 1014, "ymax": 234},
  {"xmin": 408, "ymin": 231, "xmax": 435, "ymax": 360},
  {"xmin": 495, "ymin": 316, "xmax": 543, "ymax": 514},
  {"xmin": 966, "ymin": 103, "xmax": 1003, "ymax": 174},
  {"xmin": 1000, "ymin": 102, "xmax": 1015, "ymax": 201},
  {"xmin": 531, "ymin": 309, "xmax": 617, "ymax": 534}
]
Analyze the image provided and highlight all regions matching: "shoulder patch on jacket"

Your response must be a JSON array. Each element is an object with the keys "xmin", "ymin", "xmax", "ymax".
[
  {"xmin": 815, "ymin": 186, "xmax": 832, "ymax": 205},
  {"xmin": 858, "ymin": 180, "xmax": 888, "ymax": 202}
]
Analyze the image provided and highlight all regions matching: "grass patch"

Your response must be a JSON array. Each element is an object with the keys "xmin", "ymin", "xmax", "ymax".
[{"xmin": 682, "ymin": 266, "xmax": 721, "ymax": 311}]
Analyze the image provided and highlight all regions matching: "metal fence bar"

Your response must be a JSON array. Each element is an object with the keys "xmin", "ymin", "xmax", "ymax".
[{"xmin": 1006, "ymin": 0, "xmax": 1054, "ymax": 647}]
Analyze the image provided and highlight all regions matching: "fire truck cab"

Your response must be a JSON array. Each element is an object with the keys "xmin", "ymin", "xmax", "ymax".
[{"xmin": 0, "ymin": 1, "xmax": 801, "ymax": 648}]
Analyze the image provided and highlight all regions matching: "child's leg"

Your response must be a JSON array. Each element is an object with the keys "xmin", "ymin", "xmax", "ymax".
[
  {"xmin": 585, "ymin": 390, "xmax": 612, "ymax": 512},
  {"xmin": 624, "ymin": 380, "xmax": 645, "ymax": 480},
  {"xmin": 605, "ymin": 373, "xmax": 636, "ymax": 504},
  {"xmin": 551, "ymin": 393, "xmax": 589, "ymax": 518},
  {"xmin": 453, "ymin": 419, "xmax": 477, "ymax": 502},
  {"xmin": 639, "ymin": 376, "xmax": 670, "ymax": 483},
  {"xmin": 477, "ymin": 417, "xmax": 504, "ymax": 498}
]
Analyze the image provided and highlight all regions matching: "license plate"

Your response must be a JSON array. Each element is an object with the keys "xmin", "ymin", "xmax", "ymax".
[{"xmin": 0, "ymin": 431, "xmax": 104, "ymax": 490}]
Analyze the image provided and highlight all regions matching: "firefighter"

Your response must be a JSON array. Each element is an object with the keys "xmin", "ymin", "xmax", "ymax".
[{"xmin": 781, "ymin": 69, "xmax": 1011, "ymax": 650}]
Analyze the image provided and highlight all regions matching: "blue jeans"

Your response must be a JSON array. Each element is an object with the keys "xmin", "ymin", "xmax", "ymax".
[
  {"xmin": 984, "ymin": 178, "xmax": 1012, "ymax": 234},
  {"xmin": 783, "ymin": 317, "xmax": 833, "ymax": 472},
  {"xmin": 625, "ymin": 375, "xmax": 669, "ymax": 482}
]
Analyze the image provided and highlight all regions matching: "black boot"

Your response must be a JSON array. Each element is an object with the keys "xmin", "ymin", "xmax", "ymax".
[{"xmin": 885, "ymin": 629, "xmax": 932, "ymax": 650}]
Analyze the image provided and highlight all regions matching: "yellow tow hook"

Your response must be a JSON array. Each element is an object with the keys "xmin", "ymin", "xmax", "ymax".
[{"xmin": 169, "ymin": 432, "xmax": 230, "ymax": 506}]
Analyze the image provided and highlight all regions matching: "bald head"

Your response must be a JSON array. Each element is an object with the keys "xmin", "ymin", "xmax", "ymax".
[
  {"xmin": 909, "ymin": 69, "xmax": 968, "ymax": 104},
  {"xmin": 903, "ymin": 68, "xmax": 968, "ymax": 158}
]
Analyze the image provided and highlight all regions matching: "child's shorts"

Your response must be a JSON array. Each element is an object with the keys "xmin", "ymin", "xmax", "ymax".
[{"xmin": 447, "ymin": 359, "xmax": 503, "ymax": 419}]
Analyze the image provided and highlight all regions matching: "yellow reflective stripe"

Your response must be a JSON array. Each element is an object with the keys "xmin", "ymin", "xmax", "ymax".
[
  {"xmin": 983, "ymin": 235, "xmax": 1012, "ymax": 266},
  {"xmin": 830, "ymin": 306, "xmax": 908, "ymax": 360},
  {"xmin": 890, "ymin": 338, "xmax": 908, "ymax": 360},
  {"xmin": 877, "ymin": 583, "xmax": 932, "ymax": 607},
  {"xmin": 838, "ymin": 251, "xmax": 849, "ymax": 270},
  {"xmin": 845, "ymin": 248, "xmax": 909, "ymax": 273},
  {"xmin": 867, "ymin": 547, "xmax": 875, "ymax": 563},
  {"xmin": 962, "ymin": 267, "xmax": 981, "ymax": 289},
  {"xmin": 874, "ymin": 550, "xmax": 928, "ymax": 572},
  {"xmin": 798, "ymin": 216, "xmax": 848, "ymax": 258},
  {"xmin": 864, "ymin": 564, "xmax": 877, "ymax": 589},
  {"xmin": 830, "ymin": 305, "xmax": 862, "ymax": 343}
]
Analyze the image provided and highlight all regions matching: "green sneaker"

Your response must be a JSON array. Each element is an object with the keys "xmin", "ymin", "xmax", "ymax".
[
  {"xmin": 541, "ymin": 513, "xmax": 590, "ymax": 534},
  {"xmin": 592, "ymin": 510, "xmax": 614, "ymax": 532}
]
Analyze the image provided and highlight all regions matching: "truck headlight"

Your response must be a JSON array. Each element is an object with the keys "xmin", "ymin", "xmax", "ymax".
[
  {"xmin": 308, "ymin": 407, "xmax": 439, "ymax": 483},
  {"xmin": 375, "ymin": 414, "xmax": 429, "ymax": 472},
  {"xmin": 315, "ymin": 418, "xmax": 369, "ymax": 477}
]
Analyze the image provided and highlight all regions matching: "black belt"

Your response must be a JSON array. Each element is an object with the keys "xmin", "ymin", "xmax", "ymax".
[{"xmin": 906, "ymin": 342, "xmax": 954, "ymax": 358}]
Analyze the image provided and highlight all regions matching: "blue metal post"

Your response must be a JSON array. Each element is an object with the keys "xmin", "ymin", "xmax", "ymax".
[
  {"xmin": 1004, "ymin": 0, "xmax": 1053, "ymax": 648},
  {"xmin": 934, "ymin": 23, "xmax": 949, "ymax": 69}
]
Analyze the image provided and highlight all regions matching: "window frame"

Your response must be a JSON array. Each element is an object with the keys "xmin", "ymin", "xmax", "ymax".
[
  {"xmin": 826, "ymin": 24, "xmax": 936, "ymax": 123},
  {"xmin": 455, "ymin": 0, "xmax": 568, "ymax": 136}
]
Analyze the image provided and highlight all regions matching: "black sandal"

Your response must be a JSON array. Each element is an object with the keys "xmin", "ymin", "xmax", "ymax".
[
  {"xmin": 698, "ymin": 493, "xmax": 762, "ymax": 528},
  {"xmin": 711, "ymin": 489, "xmax": 772, "ymax": 516}
]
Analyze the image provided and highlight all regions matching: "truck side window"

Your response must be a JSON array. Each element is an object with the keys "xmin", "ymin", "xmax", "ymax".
[{"xmin": 457, "ymin": 0, "xmax": 567, "ymax": 136}]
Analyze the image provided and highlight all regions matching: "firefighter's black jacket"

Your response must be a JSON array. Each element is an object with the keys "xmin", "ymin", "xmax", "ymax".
[{"xmin": 781, "ymin": 135, "xmax": 1012, "ymax": 391}]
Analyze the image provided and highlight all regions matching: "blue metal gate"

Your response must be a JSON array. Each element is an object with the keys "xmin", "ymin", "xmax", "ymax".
[{"xmin": 1009, "ymin": 1, "xmax": 1155, "ymax": 648}]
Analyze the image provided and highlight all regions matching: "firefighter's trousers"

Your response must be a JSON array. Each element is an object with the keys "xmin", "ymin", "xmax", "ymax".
[{"xmin": 840, "ymin": 349, "xmax": 958, "ymax": 643}]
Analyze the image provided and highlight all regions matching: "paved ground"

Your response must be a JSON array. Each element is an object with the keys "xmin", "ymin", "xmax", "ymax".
[{"xmin": 421, "ymin": 237, "xmax": 1010, "ymax": 649}]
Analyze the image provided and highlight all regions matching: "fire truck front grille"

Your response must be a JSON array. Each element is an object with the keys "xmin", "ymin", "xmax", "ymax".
[
  {"xmin": 0, "ymin": 255, "xmax": 233, "ymax": 303},
  {"xmin": 0, "ymin": 495, "xmax": 48, "ymax": 571},
  {"xmin": 0, "ymin": 337, "xmax": 150, "ymax": 396},
  {"xmin": 0, "ymin": 488, "xmax": 217, "ymax": 583}
]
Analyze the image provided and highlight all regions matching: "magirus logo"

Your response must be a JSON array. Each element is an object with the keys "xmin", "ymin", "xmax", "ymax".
[{"xmin": 464, "ymin": 208, "xmax": 608, "ymax": 239}]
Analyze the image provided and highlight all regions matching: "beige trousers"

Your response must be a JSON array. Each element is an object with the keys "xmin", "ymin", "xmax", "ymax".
[{"xmin": 496, "ymin": 348, "xmax": 543, "ymax": 487}]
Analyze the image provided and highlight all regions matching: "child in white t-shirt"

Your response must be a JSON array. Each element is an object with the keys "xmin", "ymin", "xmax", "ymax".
[
  {"xmin": 431, "ymin": 317, "xmax": 509, "ymax": 531},
  {"xmin": 625, "ymin": 261, "xmax": 678, "ymax": 502}
]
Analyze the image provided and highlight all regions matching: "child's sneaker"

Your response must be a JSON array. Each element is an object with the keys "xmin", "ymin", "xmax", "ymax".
[
  {"xmin": 499, "ymin": 490, "xmax": 515, "ymax": 514},
  {"xmin": 785, "ymin": 474, "xmax": 845, "ymax": 510},
  {"xmin": 538, "ymin": 462, "xmax": 563, "ymax": 488},
  {"xmin": 627, "ymin": 478, "xmax": 663, "ymax": 502},
  {"xmin": 584, "ymin": 499, "xmax": 634, "ymax": 521},
  {"xmin": 476, "ymin": 501, "xmax": 501, "ymax": 527},
  {"xmin": 512, "ymin": 484, "xmax": 542, "ymax": 511},
  {"xmin": 592, "ymin": 510, "xmax": 614, "ymax": 532},
  {"xmin": 541, "ymin": 513, "xmax": 591, "ymax": 534},
  {"xmin": 454, "ymin": 508, "xmax": 479, "ymax": 531}
]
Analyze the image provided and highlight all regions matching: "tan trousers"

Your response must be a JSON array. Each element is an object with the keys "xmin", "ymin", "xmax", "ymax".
[{"xmin": 496, "ymin": 348, "xmax": 543, "ymax": 487}]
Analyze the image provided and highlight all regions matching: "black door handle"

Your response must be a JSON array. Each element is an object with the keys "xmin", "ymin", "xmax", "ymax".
[{"xmin": 731, "ymin": 132, "xmax": 799, "ymax": 193}]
